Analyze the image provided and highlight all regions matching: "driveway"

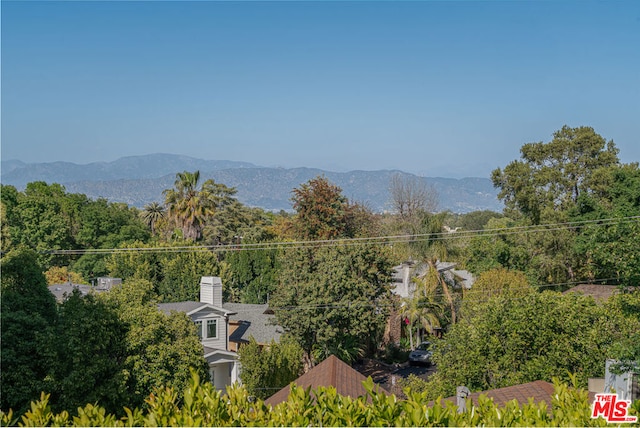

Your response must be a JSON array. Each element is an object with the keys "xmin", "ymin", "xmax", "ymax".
[{"xmin": 354, "ymin": 359, "xmax": 437, "ymax": 396}]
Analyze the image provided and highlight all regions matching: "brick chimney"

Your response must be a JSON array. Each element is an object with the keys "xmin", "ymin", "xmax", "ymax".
[{"xmin": 200, "ymin": 276, "xmax": 223, "ymax": 307}]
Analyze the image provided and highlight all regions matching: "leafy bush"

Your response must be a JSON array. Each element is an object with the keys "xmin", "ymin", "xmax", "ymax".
[{"xmin": 2, "ymin": 371, "xmax": 635, "ymax": 427}]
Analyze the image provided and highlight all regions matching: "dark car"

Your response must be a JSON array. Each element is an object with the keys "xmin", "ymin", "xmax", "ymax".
[{"xmin": 408, "ymin": 341, "xmax": 432, "ymax": 366}]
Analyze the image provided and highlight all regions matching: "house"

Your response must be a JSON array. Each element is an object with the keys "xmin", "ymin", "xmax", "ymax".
[
  {"xmin": 48, "ymin": 277, "xmax": 120, "ymax": 302},
  {"xmin": 158, "ymin": 277, "xmax": 241, "ymax": 391},
  {"xmin": 265, "ymin": 355, "xmax": 388, "ymax": 406},
  {"xmin": 390, "ymin": 260, "xmax": 474, "ymax": 300},
  {"xmin": 158, "ymin": 276, "xmax": 284, "ymax": 391}
]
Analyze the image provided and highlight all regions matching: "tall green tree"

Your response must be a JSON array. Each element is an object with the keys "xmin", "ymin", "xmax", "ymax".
[
  {"xmin": 224, "ymin": 249, "xmax": 280, "ymax": 304},
  {"xmin": 5, "ymin": 182, "xmax": 82, "ymax": 266},
  {"xmin": 0, "ymin": 248, "xmax": 57, "ymax": 414},
  {"xmin": 399, "ymin": 276, "xmax": 443, "ymax": 350},
  {"xmin": 157, "ymin": 249, "xmax": 225, "ymax": 302},
  {"xmin": 571, "ymin": 164, "xmax": 640, "ymax": 286},
  {"xmin": 491, "ymin": 125, "xmax": 620, "ymax": 224},
  {"xmin": 105, "ymin": 241, "xmax": 226, "ymax": 302},
  {"xmin": 203, "ymin": 202, "xmax": 276, "ymax": 246},
  {"xmin": 272, "ymin": 243, "xmax": 393, "ymax": 366},
  {"xmin": 163, "ymin": 171, "xmax": 236, "ymax": 241},
  {"xmin": 100, "ymin": 279, "xmax": 209, "ymax": 409},
  {"xmin": 46, "ymin": 290, "xmax": 128, "ymax": 414},
  {"xmin": 410, "ymin": 212, "xmax": 463, "ymax": 325}
]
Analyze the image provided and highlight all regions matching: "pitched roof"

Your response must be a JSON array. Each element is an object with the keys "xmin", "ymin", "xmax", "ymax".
[
  {"xmin": 157, "ymin": 301, "xmax": 236, "ymax": 317},
  {"xmin": 265, "ymin": 355, "xmax": 387, "ymax": 406},
  {"xmin": 447, "ymin": 380, "xmax": 556, "ymax": 407},
  {"xmin": 48, "ymin": 283, "xmax": 106, "ymax": 302},
  {"xmin": 439, "ymin": 380, "xmax": 599, "ymax": 409},
  {"xmin": 223, "ymin": 303, "xmax": 283, "ymax": 345}
]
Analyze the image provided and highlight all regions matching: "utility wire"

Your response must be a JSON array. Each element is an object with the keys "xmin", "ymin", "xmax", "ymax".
[
  {"xmin": 43, "ymin": 215, "xmax": 640, "ymax": 256},
  {"xmin": 255, "ymin": 277, "xmax": 634, "ymax": 312}
]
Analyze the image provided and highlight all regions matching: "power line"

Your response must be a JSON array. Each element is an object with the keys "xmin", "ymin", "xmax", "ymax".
[
  {"xmin": 43, "ymin": 215, "xmax": 640, "ymax": 256},
  {"xmin": 262, "ymin": 277, "xmax": 635, "ymax": 312}
]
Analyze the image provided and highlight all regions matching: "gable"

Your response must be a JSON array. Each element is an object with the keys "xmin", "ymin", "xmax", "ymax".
[
  {"xmin": 265, "ymin": 355, "xmax": 387, "ymax": 406},
  {"xmin": 157, "ymin": 301, "xmax": 236, "ymax": 319}
]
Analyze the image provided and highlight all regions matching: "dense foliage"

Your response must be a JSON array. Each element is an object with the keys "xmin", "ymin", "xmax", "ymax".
[
  {"xmin": 0, "ymin": 249, "xmax": 208, "ymax": 414},
  {"xmin": 0, "ymin": 249, "xmax": 57, "ymax": 415},
  {"xmin": 2, "ymin": 372, "xmax": 635, "ymax": 427},
  {"xmin": 467, "ymin": 126, "xmax": 640, "ymax": 287},
  {"xmin": 272, "ymin": 243, "xmax": 393, "ymax": 366},
  {"xmin": 404, "ymin": 288, "xmax": 640, "ymax": 399},
  {"xmin": 237, "ymin": 337, "xmax": 304, "ymax": 399}
]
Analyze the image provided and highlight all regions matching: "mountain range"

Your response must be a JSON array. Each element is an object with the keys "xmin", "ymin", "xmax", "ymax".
[{"xmin": 1, "ymin": 154, "xmax": 503, "ymax": 213}]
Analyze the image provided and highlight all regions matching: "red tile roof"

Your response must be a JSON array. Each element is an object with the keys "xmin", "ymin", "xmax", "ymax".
[{"xmin": 265, "ymin": 355, "xmax": 387, "ymax": 406}]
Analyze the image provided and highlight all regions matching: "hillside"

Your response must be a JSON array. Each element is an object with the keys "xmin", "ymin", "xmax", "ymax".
[{"xmin": 1, "ymin": 155, "xmax": 503, "ymax": 213}]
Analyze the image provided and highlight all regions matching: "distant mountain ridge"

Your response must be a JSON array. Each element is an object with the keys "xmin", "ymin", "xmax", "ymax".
[{"xmin": 1, "ymin": 154, "xmax": 503, "ymax": 213}]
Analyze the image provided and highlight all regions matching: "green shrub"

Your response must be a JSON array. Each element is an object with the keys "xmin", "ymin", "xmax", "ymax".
[{"xmin": 1, "ymin": 372, "xmax": 635, "ymax": 427}]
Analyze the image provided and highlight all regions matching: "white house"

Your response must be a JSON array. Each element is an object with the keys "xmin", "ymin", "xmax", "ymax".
[{"xmin": 158, "ymin": 277, "xmax": 241, "ymax": 391}]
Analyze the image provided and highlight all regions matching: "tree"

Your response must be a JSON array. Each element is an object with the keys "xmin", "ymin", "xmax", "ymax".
[
  {"xmin": 6, "ymin": 182, "xmax": 81, "ymax": 267},
  {"xmin": 100, "ymin": 279, "xmax": 209, "ymax": 409},
  {"xmin": 1, "ymin": 248, "xmax": 57, "ymax": 414},
  {"xmin": 290, "ymin": 176, "xmax": 353, "ymax": 240},
  {"xmin": 410, "ymin": 212, "xmax": 463, "ymax": 325},
  {"xmin": 399, "ymin": 279, "xmax": 443, "ymax": 350},
  {"xmin": 44, "ymin": 266, "xmax": 85, "ymax": 285},
  {"xmin": 0, "ymin": 199, "xmax": 13, "ymax": 254},
  {"xmin": 467, "ymin": 268, "xmax": 532, "ymax": 301},
  {"xmin": 157, "ymin": 249, "xmax": 225, "ymax": 302},
  {"xmin": 76, "ymin": 199, "xmax": 149, "ymax": 249},
  {"xmin": 272, "ymin": 243, "xmax": 393, "ymax": 367},
  {"xmin": 224, "ymin": 249, "xmax": 280, "ymax": 304},
  {"xmin": 491, "ymin": 125, "xmax": 620, "ymax": 224},
  {"xmin": 389, "ymin": 173, "xmax": 438, "ymax": 220},
  {"xmin": 46, "ymin": 290, "xmax": 128, "ymax": 414},
  {"xmin": 163, "ymin": 171, "xmax": 236, "ymax": 241},
  {"xmin": 105, "ymin": 241, "xmax": 226, "ymax": 302},
  {"xmin": 419, "ymin": 290, "xmax": 639, "ymax": 399},
  {"xmin": 237, "ymin": 337, "xmax": 304, "ymax": 399},
  {"xmin": 140, "ymin": 202, "xmax": 165, "ymax": 235},
  {"xmin": 571, "ymin": 164, "xmax": 640, "ymax": 286},
  {"xmin": 456, "ymin": 210, "xmax": 503, "ymax": 231},
  {"xmin": 203, "ymin": 202, "xmax": 276, "ymax": 246}
]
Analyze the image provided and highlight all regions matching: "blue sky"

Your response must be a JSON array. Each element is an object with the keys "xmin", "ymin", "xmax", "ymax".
[{"xmin": 2, "ymin": 1, "xmax": 639, "ymax": 178}]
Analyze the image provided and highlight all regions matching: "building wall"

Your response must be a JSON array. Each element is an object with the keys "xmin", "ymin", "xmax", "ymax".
[{"xmin": 193, "ymin": 309, "xmax": 228, "ymax": 351}]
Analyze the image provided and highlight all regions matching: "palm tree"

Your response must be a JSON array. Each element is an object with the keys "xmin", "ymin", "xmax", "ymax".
[
  {"xmin": 140, "ymin": 202, "xmax": 165, "ymax": 235},
  {"xmin": 163, "ymin": 171, "xmax": 237, "ymax": 241},
  {"xmin": 163, "ymin": 171, "xmax": 210, "ymax": 241},
  {"xmin": 411, "ymin": 212, "xmax": 462, "ymax": 325},
  {"xmin": 399, "ymin": 278, "xmax": 444, "ymax": 350}
]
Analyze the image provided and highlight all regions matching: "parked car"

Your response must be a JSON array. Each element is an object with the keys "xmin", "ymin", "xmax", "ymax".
[{"xmin": 408, "ymin": 341, "xmax": 432, "ymax": 366}]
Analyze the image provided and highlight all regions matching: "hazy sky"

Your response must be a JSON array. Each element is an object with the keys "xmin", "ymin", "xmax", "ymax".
[{"xmin": 2, "ymin": 1, "xmax": 639, "ymax": 178}]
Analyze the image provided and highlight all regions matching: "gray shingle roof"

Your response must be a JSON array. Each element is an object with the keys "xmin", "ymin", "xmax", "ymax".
[
  {"xmin": 157, "ymin": 301, "xmax": 206, "ymax": 315},
  {"xmin": 48, "ymin": 283, "xmax": 105, "ymax": 302},
  {"xmin": 223, "ymin": 303, "xmax": 283, "ymax": 345}
]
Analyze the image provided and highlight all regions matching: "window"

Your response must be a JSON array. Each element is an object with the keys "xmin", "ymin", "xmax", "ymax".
[
  {"xmin": 195, "ymin": 321, "xmax": 203, "ymax": 340},
  {"xmin": 206, "ymin": 319, "xmax": 218, "ymax": 339}
]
